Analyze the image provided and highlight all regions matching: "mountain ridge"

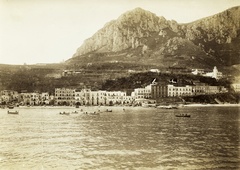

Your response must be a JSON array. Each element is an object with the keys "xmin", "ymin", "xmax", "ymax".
[{"xmin": 69, "ymin": 6, "xmax": 240, "ymax": 69}]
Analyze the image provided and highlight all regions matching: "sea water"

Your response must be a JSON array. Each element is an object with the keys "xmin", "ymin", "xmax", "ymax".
[{"xmin": 0, "ymin": 106, "xmax": 239, "ymax": 170}]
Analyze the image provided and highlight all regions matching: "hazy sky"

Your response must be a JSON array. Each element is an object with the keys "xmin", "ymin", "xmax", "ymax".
[{"xmin": 1, "ymin": 0, "xmax": 240, "ymax": 65}]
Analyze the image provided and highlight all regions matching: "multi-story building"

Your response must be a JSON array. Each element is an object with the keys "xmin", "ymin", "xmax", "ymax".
[
  {"xmin": 75, "ymin": 90, "xmax": 84, "ymax": 106},
  {"xmin": 0, "ymin": 90, "xmax": 19, "ymax": 103},
  {"xmin": 151, "ymin": 84, "xmax": 168, "ymax": 99},
  {"xmin": 30, "ymin": 92, "xmax": 40, "ymax": 105},
  {"xmin": 41, "ymin": 92, "xmax": 50, "ymax": 105},
  {"xmin": 168, "ymin": 85, "xmax": 192, "ymax": 97},
  {"xmin": 1, "ymin": 95, "xmax": 10, "ymax": 104},
  {"xmin": 205, "ymin": 86, "xmax": 220, "ymax": 94},
  {"xmin": 192, "ymin": 82, "xmax": 208, "ymax": 95},
  {"xmin": 55, "ymin": 88, "xmax": 75, "ymax": 106},
  {"xmin": 19, "ymin": 93, "xmax": 31, "ymax": 105},
  {"xmin": 90, "ymin": 91, "xmax": 107, "ymax": 106},
  {"xmin": 132, "ymin": 85, "xmax": 152, "ymax": 100},
  {"xmin": 106, "ymin": 91, "xmax": 127, "ymax": 105},
  {"xmin": 81, "ymin": 88, "xmax": 91, "ymax": 105}
]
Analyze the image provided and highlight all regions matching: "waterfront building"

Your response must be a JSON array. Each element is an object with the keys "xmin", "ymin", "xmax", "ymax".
[
  {"xmin": 122, "ymin": 95, "xmax": 134, "ymax": 105},
  {"xmin": 0, "ymin": 95, "xmax": 10, "ymax": 104},
  {"xmin": 132, "ymin": 85, "xmax": 152, "ymax": 100},
  {"xmin": 55, "ymin": 88, "xmax": 75, "ymax": 106},
  {"xmin": 41, "ymin": 92, "xmax": 50, "ymax": 105},
  {"xmin": 167, "ymin": 85, "xmax": 192, "ymax": 97},
  {"xmin": 90, "ymin": 90, "xmax": 107, "ymax": 106},
  {"xmin": 151, "ymin": 84, "xmax": 168, "ymax": 99},
  {"xmin": 30, "ymin": 92, "xmax": 40, "ymax": 105},
  {"xmin": 0, "ymin": 90, "xmax": 19, "ymax": 103},
  {"xmin": 19, "ymin": 93, "xmax": 31, "ymax": 105},
  {"xmin": 75, "ymin": 90, "xmax": 84, "ymax": 106},
  {"xmin": 204, "ymin": 86, "xmax": 220, "ymax": 94},
  {"xmin": 106, "ymin": 91, "xmax": 127, "ymax": 105},
  {"xmin": 192, "ymin": 82, "xmax": 208, "ymax": 95},
  {"xmin": 80, "ymin": 88, "xmax": 91, "ymax": 105}
]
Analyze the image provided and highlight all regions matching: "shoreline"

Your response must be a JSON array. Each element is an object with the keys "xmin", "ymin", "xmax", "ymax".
[
  {"xmin": 6, "ymin": 103, "xmax": 240, "ymax": 110},
  {"xmin": 183, "ymin": 103, "xmax": 240, "ymax": 107}
]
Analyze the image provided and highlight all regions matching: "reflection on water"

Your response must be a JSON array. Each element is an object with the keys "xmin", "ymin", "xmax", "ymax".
[{"xmin": 0, "ymin": 106, "xmax": 239, "ymax": 169}]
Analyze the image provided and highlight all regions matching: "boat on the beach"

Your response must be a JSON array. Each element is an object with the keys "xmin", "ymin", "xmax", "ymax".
[
  {"xmin": 157, "ymin": 105, "xmax": 178, "ymax": 109},
  {"xmin": 8, "ymin": 110, "xmax": 19, "ymax": 114},
  {"xmin": 71, "ymin": 111, "xmax": 79, "ymax": 114},
  {"xmin": 175, "ymin": 114, "xmax": 191, "ymax": 118},
  {"xmin": 142, "ymin": 103, "xmax": 157, "ymax": 108},
  {"xmin": 106, "ymin": 109, "xmax": 112, "ymax": 112}
]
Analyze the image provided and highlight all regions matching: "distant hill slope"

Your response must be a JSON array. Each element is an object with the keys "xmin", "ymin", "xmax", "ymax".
[{"xmin": 69, "ymin": 6, "xmax": 240, "ymax": 69}]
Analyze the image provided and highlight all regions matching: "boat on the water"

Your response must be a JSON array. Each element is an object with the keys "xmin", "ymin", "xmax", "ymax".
[
  {"xmin": 83, "ymin": 111, "xmax": 100, "ymax": 115},
  {"xmin": 175, "ymin": 114, "xmax": 191, "ymax": 118},
  {"xmin": 59, "ymin": 112, "xmax": 70, "ymax": 115},
  {"xmin": 106, "ymin": 109, "xmax": 112, "ymax": 112},
  {"xmin": 8, "ymin": 110, "xmax": 19, "ymax": 114}
]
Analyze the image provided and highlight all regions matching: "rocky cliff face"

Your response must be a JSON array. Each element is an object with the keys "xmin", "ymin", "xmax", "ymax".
[
  {"xmin": 183, "ymin": 6, "xmax": 240, "ymax": 43},
  {"xmin": 72, "ymin": 6, "xmax": 240, "ymax": 67},
  {"xmin": 73, "ymin": 8, "xmax": 179, "ymax": 56}
]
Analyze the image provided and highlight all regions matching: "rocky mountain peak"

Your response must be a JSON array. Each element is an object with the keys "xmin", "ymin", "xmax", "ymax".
[
  {"xmin": 73, "ymin": 8, "xmax": 173, "ymax": 57},
  {"xmin": 71, "ymin": 6, "xmax": 240, "ymax": 67}
]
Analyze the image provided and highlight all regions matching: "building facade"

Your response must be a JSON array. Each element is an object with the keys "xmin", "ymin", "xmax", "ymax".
[
  {"xmin": 151, "ymin": 84, "xmax": 168, "ymax": 99},
  {"xmin": 55, "ymin": 88, "xmax": 75, "ymax": 106},
  {"xmin": 168, "ymin": 85, "xmax": 193, "ymax": 97}
]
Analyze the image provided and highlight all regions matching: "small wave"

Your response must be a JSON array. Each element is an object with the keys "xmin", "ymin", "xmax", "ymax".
[{"xmin": 85, "ymin": 150, "xmax": 142, "ymax": 156}]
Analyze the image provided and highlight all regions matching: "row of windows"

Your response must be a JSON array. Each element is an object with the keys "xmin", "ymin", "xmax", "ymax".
[
  {"xmin": 55, "ymin": 94, "xmax": 75, "ymax": 96},
  {"xmin": 169, "ymin": 92, "xmax": 192, "ymax": 95},
  {"xmin": 168, "ymin": 88, "xmax": 191, "ymax": 91},
  {"xmin": 55, "ymin": 91, "xmax": 75, "ymax": 93},
  {"xmin": 57, "ymin": 97, "xmax": 75, "ymax": 100}
]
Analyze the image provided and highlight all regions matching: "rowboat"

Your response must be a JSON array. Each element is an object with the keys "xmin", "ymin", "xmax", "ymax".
[
  {"xmin": 8, "ymin": 110, "xmax": 19, "ymax": 114},
  {"xmin": 175, "ymin": 114, "xmax": 191, "ymax": 118}
]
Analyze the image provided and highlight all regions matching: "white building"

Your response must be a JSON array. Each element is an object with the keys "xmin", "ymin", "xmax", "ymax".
[
  {"xmin": 30, "ymin": 92, "xmax": 40, "ymax": 105},
  {"xmin": 55, "ymin": 88, "xmax": 75, "ymax": 106},
  {"xmin": 106, "ymin": 91, "xmax": 127, "ymax": 105},
  {"xmin": 41, "ymin": 92, "xmax": 50, "ymax": 105},
  {"xmin": 168, "ymin": 85, "xmax": 192, "ymax": 97},
  {"xmin": 1, "ymin": 95, "xmax": 10, "ymax": 104},
  {"xmin": 90, "ymin": 90, "xmax": 107, "ymax": 106},
  {"xmin": 131, "ymin": 85, "xmax": 152, "ymax": 99},
  {"xmin": 204, "ymin": 66, "xmax": 223, "ymax": 80}
]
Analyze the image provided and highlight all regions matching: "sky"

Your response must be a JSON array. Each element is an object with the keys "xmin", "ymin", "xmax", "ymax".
[{"xmin": 0, "ymin": 0, "xmax": 240, "ymax": 65}]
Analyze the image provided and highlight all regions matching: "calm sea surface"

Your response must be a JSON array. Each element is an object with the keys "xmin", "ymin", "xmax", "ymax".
[{"xmin": 0, "ymin": 106, "xmax": 239, "ymax": 170}]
